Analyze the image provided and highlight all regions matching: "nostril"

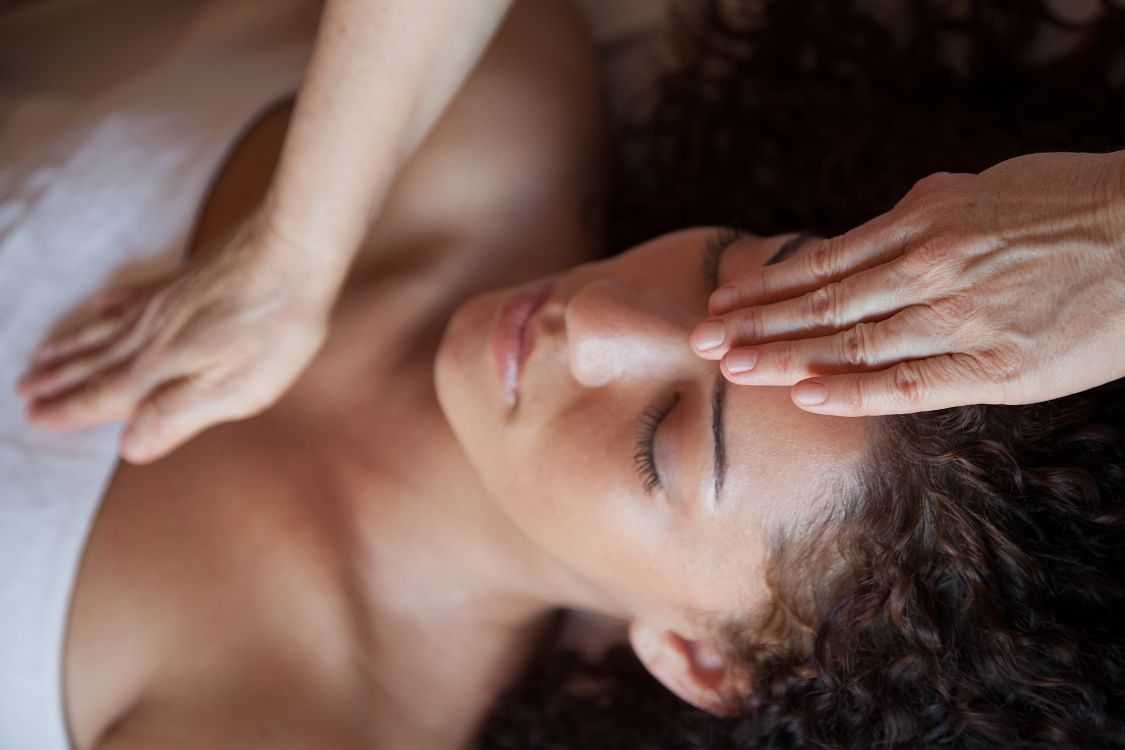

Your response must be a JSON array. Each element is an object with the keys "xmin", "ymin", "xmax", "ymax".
[{"xmin": 537, "ymin": 296, "xmax": 568, "ymax": 332}]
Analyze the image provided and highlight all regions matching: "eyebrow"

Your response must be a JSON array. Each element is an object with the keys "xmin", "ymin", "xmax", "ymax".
[
  {"xmin": 702, "ymin": 229, "xmax": 818, "ymax": 507},
  {"xmin": 767, "ymin": 231, "xmax": 818, "ymax": 266},
  {"xmin": 711, "ymin": 374, "xmax": 727, "ymax": 506}
]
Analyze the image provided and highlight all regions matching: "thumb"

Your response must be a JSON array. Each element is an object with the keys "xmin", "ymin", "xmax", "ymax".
[
  {"xmin": 788, "ymin": 356, "xmax": 989, "ymax": 416},
  {"xmin": 121, "ymin": 378, "xmax": 222, "ymax": 464}
]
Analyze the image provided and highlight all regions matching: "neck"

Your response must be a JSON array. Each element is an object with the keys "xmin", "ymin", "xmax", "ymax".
[
  {"xmin": 297, "ymin": 390, "xmax": 596, "ymax": 747},
  {"xmin": 338, "ymin": 424, "xmax": 576, "ymax": 627}
]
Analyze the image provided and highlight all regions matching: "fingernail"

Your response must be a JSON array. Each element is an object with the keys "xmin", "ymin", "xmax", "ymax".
[
  {"xmin": 793, "ymin": 381, "xmax": 828, "ymax": 406},
  {"xmin": 709, "ymin": 286, "xmax": 739, "ymax": 312},
  {"xmin": 691, "ymin": 321, "xmax": 726, "ymax": 352},
  {"xmin": 725, "ymin": 349, "xmax": 758, "ymax": 374}
]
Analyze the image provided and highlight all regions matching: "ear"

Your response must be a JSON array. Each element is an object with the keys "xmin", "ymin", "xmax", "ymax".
[{"xmin": 628, "ymin": 621, "xmax": 746, "ymax": 716}]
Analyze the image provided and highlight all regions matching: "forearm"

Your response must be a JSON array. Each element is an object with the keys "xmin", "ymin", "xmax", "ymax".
[{"xmin": 261, "ymin": 0, "xmax": 514, "ymax": 303}]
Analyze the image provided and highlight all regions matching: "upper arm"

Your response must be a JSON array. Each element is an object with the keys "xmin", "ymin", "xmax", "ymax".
[{"xmin": 357, "ymin": 0, "xmax": 609, "ymax": 274}]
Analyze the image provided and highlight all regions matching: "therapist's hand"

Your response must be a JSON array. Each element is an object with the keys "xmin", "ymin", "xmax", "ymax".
[
  {"xmin": 17, "ymin": 220, "xmax": 330, "ymax": 463},
  {"xmin": 691, "ymin": 151, "xmax": 1125, "ymax": 416}
]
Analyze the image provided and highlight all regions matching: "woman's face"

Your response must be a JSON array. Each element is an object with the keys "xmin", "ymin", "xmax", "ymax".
[{"xmin": 435, "ymin": 229, "xmax": 868, "ymax": 628}]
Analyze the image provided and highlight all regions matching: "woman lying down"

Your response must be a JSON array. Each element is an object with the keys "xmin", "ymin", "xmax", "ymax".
[{"xmin": 11, "ymin": 1, "xmax": 1125, "ymax": 749}]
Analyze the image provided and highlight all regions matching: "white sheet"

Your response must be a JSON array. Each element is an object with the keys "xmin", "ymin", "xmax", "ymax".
[{"xmin": 0, "ymin": 2, "xmax": 314, "ymax": 745}]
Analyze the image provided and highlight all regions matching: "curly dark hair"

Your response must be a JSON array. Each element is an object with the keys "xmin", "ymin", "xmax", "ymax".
[
  {"xmin": 610, "ymin": 0, "xmax": 1125, "ymax": 248},
  {"xmin": 479, "ymin": 1, "xmax": 1125, "ymax": 748},
  {"xmin": 732, "ymin": 386, "xmax": 1125, "ymax": 748}
]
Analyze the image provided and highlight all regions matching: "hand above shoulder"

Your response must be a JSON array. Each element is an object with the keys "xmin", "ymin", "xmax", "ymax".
[{"xmin": 691, "ymin": 151, "xmax": 1125, "ymax": 416}]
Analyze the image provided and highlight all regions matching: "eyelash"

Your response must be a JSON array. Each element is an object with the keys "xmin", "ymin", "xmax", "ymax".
[{"xmin": 633, "ymin": 394, "xmax": 680, "ymax": 495}]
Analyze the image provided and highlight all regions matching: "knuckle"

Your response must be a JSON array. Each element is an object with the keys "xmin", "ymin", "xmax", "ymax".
[
  {"xmin": 915, "ymin": 171, "xmax": 955, "ymax": 192},
  {"xmin": 897, "ymin": 304, "xmax": 934, "ymax": 333},
  {"xmin": 806, "ymin": 282, "xmax": 843, "ymax": 328},
  {"xmin": 926, "ymin": 293, "xmax": 979, "ymax": 336},
  {"xmin": 891, "ymin": 361, "xmax": 928, "ymax": 403},
  {"xmin": 903, "ymin": 172, "xmax": 960, "ymax": 205},
  {"xmin": 772, "ymin": 341, "xmax": 799, "ymax": 374},
  {"xmin": 733, "ymin": 309, "xmax": 766, "ymax": 341},
  {"xmin": 806, "ymin": 238, "xmax": 842, "ymax": 283},
  {"xmin": 898, "ymin": 239, "xmax": 962, "ymax": 292},
  {"xmin": 968, "ymin": 342, "xmax": 1026, "ymax": 385},
  {"xmin": 910, "ymin": 238, "xmax": 957, "ymax": 271},
  {"xmin": 840, "ymin": 323, "xmax": 875, "ymax": 367}
]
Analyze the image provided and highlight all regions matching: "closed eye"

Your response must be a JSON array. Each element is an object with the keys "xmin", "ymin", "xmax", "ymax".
[{"xmin": 633, "ymin": 393, "xmax": 679, "ymax": 495}]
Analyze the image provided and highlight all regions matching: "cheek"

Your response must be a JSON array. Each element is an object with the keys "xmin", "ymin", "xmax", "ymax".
[
  {"xmin": 496, "ymin": 400, "xmax": 631, "ymax": 531},
  {"xmin": 494, "ymin": 402, "xmax": 683, "ymax": 600},
  {"xmin": 677, "ymin": 519, "xmax": 772, "ymax": 616}
]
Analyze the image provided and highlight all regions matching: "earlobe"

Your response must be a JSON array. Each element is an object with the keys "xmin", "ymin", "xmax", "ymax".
[{"xmin": 628, "ymin": 622, "xmax": 746, "ymax": 716}]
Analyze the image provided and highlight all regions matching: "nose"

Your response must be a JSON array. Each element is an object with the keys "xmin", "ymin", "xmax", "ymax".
[{"xmin": 564, "ymin": 279, "xmax": 696, "ymax": 387}]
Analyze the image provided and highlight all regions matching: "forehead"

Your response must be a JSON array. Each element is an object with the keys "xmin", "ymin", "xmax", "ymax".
[
  {"xmin": 620, "ymin": 229, "xmax": 868, "ymax": 524},
  {"xmin": 722, "ymin": 383, "xmax": 867, "ymax": 538},
  {"xmin": 705, "ymin": 231, "xmax": 869, "ymax": 535}
]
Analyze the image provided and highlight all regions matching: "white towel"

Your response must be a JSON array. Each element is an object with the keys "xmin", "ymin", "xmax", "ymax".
[{"xmin": 0, "ymin": 2, "xmax": 313, "ymax": 745}]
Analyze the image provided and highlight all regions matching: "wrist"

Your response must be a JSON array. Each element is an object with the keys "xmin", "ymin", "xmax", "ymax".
[
  {"xmin": 250, "ymin": 201, "xmax": 354, "ymax": 311},
  {"xmin": 206, "ymin": 213, "xmax": 340, "ymax": 329}
]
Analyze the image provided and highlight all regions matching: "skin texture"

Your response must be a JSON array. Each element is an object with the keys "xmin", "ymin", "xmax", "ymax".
[
  {"xmin": 692, "ymin": 152, "xmax": 1125, "ymax": 417},
  {"xmin": 58, "ymin": 4, "xmax": 866, "ymax": 747},
  {"xmin": 17, "ymin": 0, "xmax": 515, "ymax": 464},
  {"xmin": 435, "ymin": 229, "xmax": 868, "ymax": 710},
  {"xmin": 27, "ymin": 1, "xmax": 1125, "ymax": 747},
  {"xmin": 436, "ymin": 229, "xmax": 867, "ymax": 626},
  {"xmin": 63, "ymin": 3, "xmax": 608, "ymax": 748}
]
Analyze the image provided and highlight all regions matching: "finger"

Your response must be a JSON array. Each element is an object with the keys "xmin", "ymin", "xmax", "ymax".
[
  {"xmin": 90, "ymin": 280, "xmax": 164, "ymax": 312},
  {"xmin": 20, "ymin": 322, "xmax": 144, "ymax": 399},
  {"xmin": 707, "ymin": 210, "xmax": 916, "ymax": 315},
  {"xmin": 89, "ymin": 287, "xmax": 136, "ymax": 312},
  {"xmin": 28, "ymin": 310, "xmax": 137, "ymax": 371},
  {"xmin": 718, "ymin": 310, "xmax": 949, "ymax": 386},
  {"xmin": 693, "ymin": 256, "xmax": 921, "ymax": 358},
  {"xmin": 784, "ymin": 353, "xmax": 999, "ymax": 417},
  {"xmin": 25, "ymin": 362, "xmax": 150, "ymax": 430},
  {"xmin": 120, "ymin": 379, "xmax": 225, "ymax": 464}
]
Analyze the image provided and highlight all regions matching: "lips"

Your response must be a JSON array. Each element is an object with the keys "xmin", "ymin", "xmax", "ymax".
[{"xmin": 492, "ymin": 279, "xmax": 555, "ymax": 407}]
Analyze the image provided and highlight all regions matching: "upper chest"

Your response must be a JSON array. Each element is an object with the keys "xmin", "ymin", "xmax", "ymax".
[{"xmin": 64, "ymin": 353, "xmax": 459, "ymax": 747}]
